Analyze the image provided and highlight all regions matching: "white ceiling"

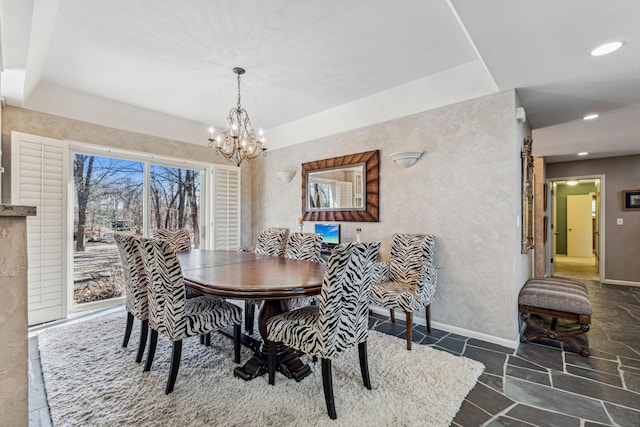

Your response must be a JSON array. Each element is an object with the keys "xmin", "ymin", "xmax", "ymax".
[{"xmin": 2, "ymin": 0, "xmax": 640, "ymax": 163}]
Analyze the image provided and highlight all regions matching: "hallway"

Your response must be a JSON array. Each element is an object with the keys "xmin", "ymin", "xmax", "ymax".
[{"xmin": 554, "ymin": 255, "xmax": 599, "ymax": 281}]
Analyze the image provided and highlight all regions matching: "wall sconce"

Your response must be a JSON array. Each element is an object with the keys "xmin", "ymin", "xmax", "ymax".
[
  {"xmin": 389, "ymin": 151, "xmax": 424, "ymax": 168},
  {"xmin": 276, "ymin": 171, "xmax": 296, "ymax": 183}
]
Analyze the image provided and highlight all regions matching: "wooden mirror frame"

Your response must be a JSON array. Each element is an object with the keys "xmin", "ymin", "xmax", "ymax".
[{"xmin": 302, "ymin": 150, "xmax": 379, "ymax": 222}]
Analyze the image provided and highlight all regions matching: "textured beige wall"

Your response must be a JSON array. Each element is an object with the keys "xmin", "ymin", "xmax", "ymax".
[
  {"xmin": 252, "ymin": 91, "xmax": 526, "ymax": 341},
  {"xmin": 0, "ymin": 209, "xmax": 34, "ymax": 427},
  {"xmin": 547, "ymin": 155, "xmax": 640, "ymax": 283},
  {"xmin": 1, "ymin": 106, "xmax": 254, "ymax": 244}
]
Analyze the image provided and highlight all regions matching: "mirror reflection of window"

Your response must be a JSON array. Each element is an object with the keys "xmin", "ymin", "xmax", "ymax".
[{"xmin": 307, "ymin": 165, "xmax": 364, "ymax": 210}]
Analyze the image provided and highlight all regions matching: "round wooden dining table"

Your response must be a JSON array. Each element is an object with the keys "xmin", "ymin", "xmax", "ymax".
[{"xmin": 178, "ymin": 249, "xmax": 326, "ymax": 381}]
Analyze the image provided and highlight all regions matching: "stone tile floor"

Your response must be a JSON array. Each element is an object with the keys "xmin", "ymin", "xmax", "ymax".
[{"xmin": 29, "ymin": 280, "xmax": 640, "ymax": 426}]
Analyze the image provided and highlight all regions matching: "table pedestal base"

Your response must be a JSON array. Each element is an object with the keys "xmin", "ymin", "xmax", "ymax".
[
  {"xmin": 233, "ymin": 299, "xmax": 312, "ymax": 382},
  {"xmin": 233, "ymin": 345, "xmax": 312, "ymax": 381}
]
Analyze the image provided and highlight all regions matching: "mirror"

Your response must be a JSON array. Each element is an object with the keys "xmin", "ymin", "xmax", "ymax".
[
  {"xmin": 307, "ymin": 165, "xmax": 364, "ymax": 210},
  {"xmin": 302, "ymin": 150, "xmax": 379, "ymax": 222},
  {"xmin": 521, "ymin": 136, "xmax": 534, "ymax": 253}
]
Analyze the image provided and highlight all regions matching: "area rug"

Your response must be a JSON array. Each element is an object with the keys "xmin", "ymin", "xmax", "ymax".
[{"xmin": 38, "ymin": 315, "xmax": 484, "ymax": 426}]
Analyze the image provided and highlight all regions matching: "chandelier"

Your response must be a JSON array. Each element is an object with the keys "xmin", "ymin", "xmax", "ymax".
[{"xmin": 208, "ymin": 67, "xmax": 267, "ymax": 166}]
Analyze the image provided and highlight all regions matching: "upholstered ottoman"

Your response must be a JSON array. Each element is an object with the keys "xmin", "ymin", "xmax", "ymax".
[{"xmin": 518, "ymin": 277, "xmax": 592, "ymax": 356}]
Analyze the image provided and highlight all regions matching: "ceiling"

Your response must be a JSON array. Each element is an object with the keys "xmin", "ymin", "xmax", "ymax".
[{"xmin": 2, "ymin": 0, "xmax": 640, "ymax": 163}]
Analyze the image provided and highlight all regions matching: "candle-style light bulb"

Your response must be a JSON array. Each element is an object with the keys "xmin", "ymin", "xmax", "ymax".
[{"xmin": 209, "ymin": 126, "xmax": 214, "ymax": 139}]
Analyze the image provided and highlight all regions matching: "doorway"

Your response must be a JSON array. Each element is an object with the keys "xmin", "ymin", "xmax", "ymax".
[{"xmin": 546, "ymin": 177, "xmax": 602, "ymax": 281}]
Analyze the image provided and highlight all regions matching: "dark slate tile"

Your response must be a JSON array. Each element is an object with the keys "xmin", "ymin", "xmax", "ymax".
[
  {"xmin": 507, "ymin": 355, "xmax": 548, "ymax": 372},
  {"xmin": 397, "ymin": 328, "xmax": 426, "ymax": 345},
  {"xmin": 603, "ymin": 402, "xmax": 640, "ymax": 427},
  {"xmin": 449, "ymin": 333, "xmax": 469, "ymax": 340},
  {"xmin": 621, "ymin": 365, "xmax": 640, "ymax": 377},
  {"xmin": 586, "ymin": 348, "xmax": 619, "ymax": 361},
  {"xmin": 478, "ymin": 372, "xmax": 504, "ymax": 393},
  {"xmin": 418, "ymin": 335, "xmax": 440, "ymax": 345},
  {"xmin": 506, "ymin": 365, "xmax": 551, "ymax": 386},
  {"xmin": 565, "ymin": 353, "xmax": 620, "ymax": 375},
  {"xmin": 433, "ymin": 345, "xmax": 462, "ymax": 356},
  {"xmin": 620, "ymin": 356, "xmax": 640, "ymax": 370},
  {"xmin": 515, "ymin": 342, "xmax": 564, "ymax": 372},
  {"xmin": 465, "ymin": 382, "xmax": 514, "ymax": 415},
  {"xmin": 551, "ymin": 371, "xmax": 640, "ymax": 410},
  {"xmin": 467, "ymin": 339, "xmax": 514, "ymax": 354},
  {"xmin": 372, "ymin": 321, "xmax": 406, "ymax": 337},
  {"xmin": 451, "ymin": 400, "xmax": 492, "ymax": 426},
  {"xmin": 437, "ymin": 336, "xmax": 467, "ymax": 354},
  {"xmin": 413, "ymin": 323, "xmax": 448, "ymax": 339},
  {"xmin": 463, "ymin": 345, "xmax": 508, "ymax": 376},
  {"xmin": 583, "ymin": 422, "xmax": 612, "ymax": 427},
  {"xmin": 506, "ymin": 404, "xmax": 580, "ymax": 427},
  {"xmin": 565, "ymin": 365, "xmax": 623, "ymax": 388},
  {"xmin": 622, "ymin": 370, "xmax": 640, "ymax": 393},
  {"xmin": 485, "ymin": 416, "xmax": 537, "ymax": 427},
  {"xmin": 504, "ymin": 377, "xmax": 610, "ymax": 424}
]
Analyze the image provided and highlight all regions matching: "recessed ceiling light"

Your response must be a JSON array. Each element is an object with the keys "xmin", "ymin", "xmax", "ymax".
[
  {"xmin": 583, "ymin": 113, "xmax": 599, "ymax": 120},
  {"xmin": 590, "ymin": 41, "xmax": 624, "ymax": 56},
  {"xmin": 567, "ymin": 180, "xmax": 578, "ymax": 186},
  {"xmin": 577, "ymin": 152, "xmax": 589, "ymax": 156}
]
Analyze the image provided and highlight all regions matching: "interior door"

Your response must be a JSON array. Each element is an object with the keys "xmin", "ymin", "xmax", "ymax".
[{"xmin": 567, "ymin": 194, "xmax": 592, "ymax": 258}]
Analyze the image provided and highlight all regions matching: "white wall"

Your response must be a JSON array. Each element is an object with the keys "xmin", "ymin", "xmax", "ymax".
[{"xmin": 252, "ymin": 90, "xmax": 530, "ymax": 343}]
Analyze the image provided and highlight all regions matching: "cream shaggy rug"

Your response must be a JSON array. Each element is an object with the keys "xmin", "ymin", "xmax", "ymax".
[{"xmin": 38, "ymin": 315, "xmax": 484, "ymax": 426}]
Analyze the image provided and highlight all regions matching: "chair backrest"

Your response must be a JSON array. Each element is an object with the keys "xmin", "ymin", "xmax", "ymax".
[
  {"xmin": 153, "ymin": 229, "xmax": 192, "ymax": 253},
  {"xmin": 317, "ymin": 241, "xmax": 380, "ymax": 357},
  {"xmin": 114, "ymin": 234, "xmax": 148, "ymax": 320},
  {"xmin": 254, "ymin": 227, "xmax": 289, "ymax": 256},
  {"xmin": 388, "ymin": 233, "xmax": 435, "ymax": 283},
  {"xmin": 139, "ymin": 237, "xmax": 187, "ymax": 340},
  {"xmin": 284, "ymin": 232, "xmax": 323, "ymax": 263}
]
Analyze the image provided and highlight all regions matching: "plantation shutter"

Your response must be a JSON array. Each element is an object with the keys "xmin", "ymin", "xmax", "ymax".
[
  {"xmin": 11, "ymin": 132, "xmax": 68, "ymax": 325},
  {"xmin": 212, "ymin": 164, "xmax": 241, "ymax": 250}
]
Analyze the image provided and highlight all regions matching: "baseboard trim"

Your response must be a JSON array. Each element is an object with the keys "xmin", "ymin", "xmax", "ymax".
[
  {"xmin": 601, "ymin": 279, "xmax": 640, "ymax": 288},
  {"xmin": 369, "ymin": 306, "xmax": 519, "ymax": 350}
]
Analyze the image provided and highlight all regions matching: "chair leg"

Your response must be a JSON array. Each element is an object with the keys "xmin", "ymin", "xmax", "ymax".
[
  {"xmin": 389, "ymin": 308, "xmax": 395, "ymax": 323},
  {"xmin": 204, "ymin": 332, "xmax": 211, "ymax": 347},
  {"xmin": 406, "ymin": 312, "xmax": 413, "ymax": 350},
  {"xmin": 233, "ymin": 324, "xmax": 241, "ymax": 364},
  {"xmin": 245, "ymin": 301, "xmax": 255, "ymax": 335},
  {"xmin": 165, "ymin": 340, "xmax": 182, "ymax": 394},
  {"xmin": 135, "ymin": 319, "xmax": 148, "ymax": 363},
  {"xmin": 358, "ymin": 341, "xmax": 371, "ymax": 390},
  {"xmin": 200, "ymin": 335, "xmax": 204, "ymax": 345},
  {"xmin": 268, "ymin": 340, "xmax": 278, "ymax": 385},
  {"xmin": 321, "ymin": 358, "xmax": 337, "ymax": 420},
  {"xmin": 426, "ymin": 305, "xmax": 432, "ymax": 333},
  {"xmin": 122, "ymin": 312, "xmax": 134, "ymax": 347},
  {"xmin": 144, "ymin": 329, "xmax": 158, "ymax": 372}
]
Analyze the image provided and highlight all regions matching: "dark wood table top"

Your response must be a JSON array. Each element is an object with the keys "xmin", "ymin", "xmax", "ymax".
[{"xmin": 178, "ymin": 249, "xmax": 325, "ymax": 300}]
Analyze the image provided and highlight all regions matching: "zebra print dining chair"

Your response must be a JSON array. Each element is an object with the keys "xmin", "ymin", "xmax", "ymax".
[
  {"xmin": 153, "ymin": 228, "xmax": 203, "ymax": 298},
  {"xmin": 114, "ymin": 234, "xmax": 149, "ymax": 363},
  {"xmin": 138, "ymin": 237, "xmax": 243, "ymax": 394},
  {"xmin": 283, "ymin": 232, "xmax": 323, "ymax": 310},
  {"xmin": 238, "ymin": 227, "xmax": 290, "ymax": 334},
  {"xmin": 153, "ymin": 229, "xmax": 192, "ymax": 253},
  {"xmin": 369, "ymin": 233, "xmax": 438, "ymax": 350},
  {"xmin": 266, "ymin": 241, "xmax": 381, "ymax": 420}
]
